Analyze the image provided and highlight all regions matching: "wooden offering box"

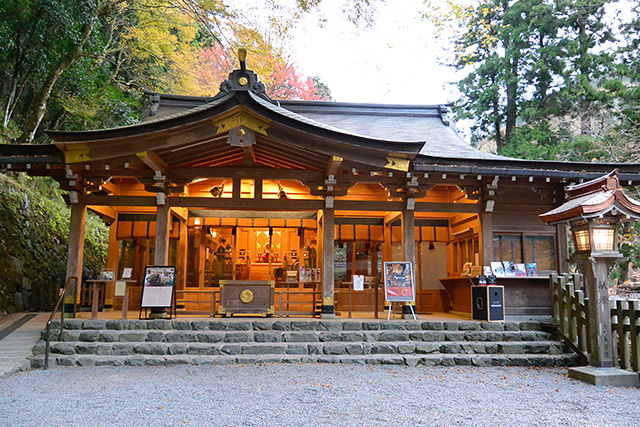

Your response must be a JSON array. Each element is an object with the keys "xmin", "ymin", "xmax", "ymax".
[{"xmin": 218, "ymin": 280, "xmax": 275, "ymax": 317}]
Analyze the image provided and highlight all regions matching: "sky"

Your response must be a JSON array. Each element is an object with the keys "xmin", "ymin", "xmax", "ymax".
[
  {"xmin": 287, "ymin": 0, "xmax": 455, "ymax": 104},
  {"xmin": 238, "ymin": 0, "xmax": 458, "ymax": 105},
  {"xmin": 236, "ymin": 0, "xmax": 634, "ymax": 107}
]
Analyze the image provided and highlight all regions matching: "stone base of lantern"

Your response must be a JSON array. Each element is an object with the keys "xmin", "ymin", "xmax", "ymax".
[{"xmin": 568, "ymin": 366, "xmax": 640, "ymax": 387}]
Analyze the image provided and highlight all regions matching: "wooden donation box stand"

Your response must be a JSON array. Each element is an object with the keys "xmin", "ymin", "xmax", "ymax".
[
  {"xmin": 218, "ymin": 280, "xmax": 275, "ymax": 317},
  {"xmin": 471, "ymin": 285, "xmax": 505, "ymax": 322}
]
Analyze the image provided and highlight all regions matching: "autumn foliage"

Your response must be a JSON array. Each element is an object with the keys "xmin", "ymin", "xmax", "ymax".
[{"xmin": 195, "ymin": 45, "xmax": 326, "ymax": 100}]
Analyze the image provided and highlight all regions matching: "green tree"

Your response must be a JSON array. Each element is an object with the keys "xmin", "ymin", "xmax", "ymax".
[{"xmin": 428, "ymin": 0, "xmax": 619, "ymax": 156}]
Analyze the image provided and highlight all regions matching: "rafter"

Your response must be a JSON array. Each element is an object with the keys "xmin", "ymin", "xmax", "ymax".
[{"xmin": 136, "ymin": 151, "xmax": 169, "ymax": 174}]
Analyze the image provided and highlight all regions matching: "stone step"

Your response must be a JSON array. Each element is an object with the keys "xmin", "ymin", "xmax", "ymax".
[
  {"xmin": 34, "ymin": 340, "xmax": 568, "ymax": 357},
  {"xmin": 44, "ymin": 329, "xmax": 554, "ymax": 344},
  {"xmin": 29, "ymin": 353, "xmax": 578, "ymax": 369},
  {"xmin": 49, "ymin": 319, "xmax": 545, "ymax": 333}
]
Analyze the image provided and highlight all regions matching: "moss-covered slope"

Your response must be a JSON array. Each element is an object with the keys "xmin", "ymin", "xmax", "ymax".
[{"xmin": 0, "ymin": 174, "xmax": 108, "ymax": 315}]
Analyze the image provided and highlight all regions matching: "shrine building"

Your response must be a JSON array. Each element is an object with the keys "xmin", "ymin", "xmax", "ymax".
[{"xmin": 3, "ymin": 56, "xmax": 640, "ymax": 320}]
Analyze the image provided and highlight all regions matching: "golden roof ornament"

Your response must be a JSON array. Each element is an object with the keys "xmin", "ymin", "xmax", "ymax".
[{"xmin": 238, "ymin": 48, "xmax": 247, "ymax": 71}]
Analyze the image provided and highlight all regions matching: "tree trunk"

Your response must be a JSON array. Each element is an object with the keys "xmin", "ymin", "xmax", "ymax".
[
  {"xmin": 18, "ymin": 18, "xmax": 96, "ymax": 144},
  {"xmin": 2, "ymin": 79, "xmax": 17, "ymax": 128},
  {"xmin": 493, "ymin": 97, "xmax": 502, "ymax": 152},
  {"xmin": 505, "ymin": 54, "xmax": 519, "ymax": 143}
]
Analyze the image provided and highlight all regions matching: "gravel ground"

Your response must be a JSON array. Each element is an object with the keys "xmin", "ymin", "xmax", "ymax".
[{"xmin": 1, "ymin": 364, "xmax": 639, "ymax": 427}]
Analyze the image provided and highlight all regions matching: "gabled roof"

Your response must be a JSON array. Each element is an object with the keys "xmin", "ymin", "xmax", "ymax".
[
  {"xmin": 142, "ymin": 88, "xmax": 505, "ymax": 162},
  {"xmin": 1, "ymin": 59, "xmax": 640, "ymax": 184}
]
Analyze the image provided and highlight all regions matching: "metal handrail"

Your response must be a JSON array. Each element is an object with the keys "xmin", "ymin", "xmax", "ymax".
[{"xmin": 44, "ymin": 276, "xmax": 78, "ymax": 370}]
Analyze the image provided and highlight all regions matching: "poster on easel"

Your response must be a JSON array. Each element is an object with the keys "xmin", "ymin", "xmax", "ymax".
[
  {"xmin": 140, "ymin": 266, "xmax": 176, "ymax": 308},
  {"xmin": 383, "ymin": 262, "xmax": 415, "ymax": 302}
]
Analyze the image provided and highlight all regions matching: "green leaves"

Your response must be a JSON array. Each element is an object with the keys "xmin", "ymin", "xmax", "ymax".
[{"xmin": 434, "ymin": 0, "xmax": 639, "ymax": 161}]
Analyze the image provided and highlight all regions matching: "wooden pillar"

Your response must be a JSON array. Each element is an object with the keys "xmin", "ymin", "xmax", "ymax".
[
  {"xmin": 402, "ymin": 208, "xmax": 416, "ymax": 317},
  {"xmin": 321, "ymin": 205, "xmax": 335, "ymax": 318},
  {"xmin": 317, "ymin": 211, "xmax": 324, "ymax": 270},
  {"xmin": 198, "ymin": 226, "xmax": 206, "ymax": 287},
  {"xmin": 176, "ymin": 217, "xmax": 188, "ymax": 290},
  {"xmin": 383, "ymin": 212, "xmax": 399, "ymax": 263},
  {"xmin": 371, "ymin": 243, "xmax": 379, "ymax": 278},
  {"xmin": 480, "ymin": 211, "xmax": 493, "ymax": 265},
  {"xmin": 105, "ymin": 219, "xmax": 119, "ymax": 308},
  {"xmin": 556, "ymin": 223, "xmax": 569, "ymax": 274},
  {"xmin": 402, "ymin": 209, "xmax": 416, "ymax": 266},
  {"xmin": 232, "ymin": 178, "xmax": 241, "ymax": 200},
  {"xmin": 66, "ymin": 201, "xmax": 87, "ymax": 307},
  {"xmin": 255, "ymin": 179, "xmax": 263, "ymax": 200},
  {"xmin": 154, "ymin": 204, "xmax": 171, "ymax": 265}
]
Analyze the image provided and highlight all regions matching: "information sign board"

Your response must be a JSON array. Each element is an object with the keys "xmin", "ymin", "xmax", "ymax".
[
  {"xmin": 383, "ymin": 262, "xmax": 415, "ymax": 302},
  {"xmin": 140, "ymin": 266, "xmax": 176, "ymax": 308}
]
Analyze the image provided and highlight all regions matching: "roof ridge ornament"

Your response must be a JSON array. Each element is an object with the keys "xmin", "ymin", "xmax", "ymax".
[{"xmin": 212, "ymin": 48, "xmax": 276, "ymax": 104}]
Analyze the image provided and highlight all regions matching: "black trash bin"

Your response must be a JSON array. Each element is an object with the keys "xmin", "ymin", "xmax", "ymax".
[{"xmin": 471, "ymin": 285, "xmax": 505, "ymax": 322}]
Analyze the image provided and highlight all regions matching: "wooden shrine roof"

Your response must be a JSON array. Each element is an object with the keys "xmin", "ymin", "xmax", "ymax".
[
  {"xmin": 540, "ymin": 170, "xmax": 640, "ymax": 223},
  {"xmin": 2, "ymin": 60, "xmax": 640, "ymax": 186}
]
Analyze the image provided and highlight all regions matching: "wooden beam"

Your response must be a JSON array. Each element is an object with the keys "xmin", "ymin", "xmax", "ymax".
[
  {"xmin": 335, "ymin": 200, "xmax": 480, "ymax": 213},
  {"xmin": 170, "ymin": 207, "xmax": 188, "ymax": 221},
  {"xmin": 87, "ymin": 205, "xmax": 117, "ymax": 220},
  {"xmin": 174, "ymin": 166, "xmax": 324, "ymax": 182},
  {"xmin": 326, "ymin": 155, "xmax": 343, "ymax": 177},
  {"xmin": 384, "ymin": 212, "xmax": 402, "ymax": 225},
  {"xmin": 99, "ymin": 181, "xmax": 118, "ymax": 195},
  {"xmin": 243, "ymin": 146, "xmax": 256, "ymax": 164},
  {"xmin": 137, "ymin": 150, "xmax": 169, "ymax": 174},
  {"xmin": 81, "ymin": 195, "xmax": 158, "ymax": 207},
  {"xmin": 169, "ymin": 197, "xmax": 325, "ymax": 210},
  {"xmin": 415, "ymin": 202, "xmax": 480, "ymax": 214}
]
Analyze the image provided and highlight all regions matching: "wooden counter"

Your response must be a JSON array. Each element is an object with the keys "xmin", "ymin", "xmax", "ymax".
[{"xmin": 439, "ymin": 276, "xmax": 551, "ymax": 316}]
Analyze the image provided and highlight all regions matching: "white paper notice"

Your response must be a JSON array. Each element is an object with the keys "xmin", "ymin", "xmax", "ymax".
[
  {"xmin": 114, "ymin": 281, "xmax": 126, "ymax": 297},
  {"xmin": 353, "ymin": 275, "xmax": 364, "ymax": 291},
  {"xmin": 122, "ymin": 268, "xmax": 133, "ymax": 279}
]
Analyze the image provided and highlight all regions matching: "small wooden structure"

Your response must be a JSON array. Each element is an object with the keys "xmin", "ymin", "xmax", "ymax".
[{"xmin": 2, "ymin": 53, "xmax": 640, "ymax": 319}]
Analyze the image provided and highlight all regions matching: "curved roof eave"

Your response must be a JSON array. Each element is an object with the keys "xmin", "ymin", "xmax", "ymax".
[
  {"xmin": 46, "ymin": 92, "xmax": 238, "ymax": 144},
  {"xmin": 414, "ymin": 153, "xmax": 640, "ymax": 181},
  {"xmin": 45, "ymin": 91, "xmax": 423, "ymax": 158}
]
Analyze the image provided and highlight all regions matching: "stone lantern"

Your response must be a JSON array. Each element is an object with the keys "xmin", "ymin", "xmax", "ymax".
[{"xmin": 540, "ymin": 170, "xmax": 640, "ymax": 386}]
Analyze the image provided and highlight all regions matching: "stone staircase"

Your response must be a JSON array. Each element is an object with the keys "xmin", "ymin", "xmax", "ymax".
[{"xmin": 29, "ymin": 319, "xmax": 579, "ymax": 368}]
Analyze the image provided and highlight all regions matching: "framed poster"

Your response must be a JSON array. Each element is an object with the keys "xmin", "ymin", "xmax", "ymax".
[
  {"xmin": 383, "ymin": 262, "xmax": 415, "ymax": 302},
  {"xmin": 140, "ymin": 266, "xmax": 176, "ymax": 308}
]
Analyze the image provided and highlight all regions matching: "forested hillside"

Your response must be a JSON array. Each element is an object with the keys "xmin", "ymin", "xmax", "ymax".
[{"xmin": 0, "ymin": 174, "xmax": 107, "ymax": 316}]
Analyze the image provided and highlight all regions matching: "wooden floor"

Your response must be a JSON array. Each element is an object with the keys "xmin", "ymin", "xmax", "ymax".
[{"xmin": 70, "ymin": 310, "xmax": 471, "ymax": 321}]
